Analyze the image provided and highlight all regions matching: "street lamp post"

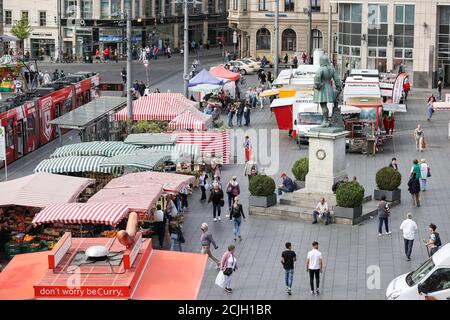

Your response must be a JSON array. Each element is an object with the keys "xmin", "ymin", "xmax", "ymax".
[
  {"xmin": 307, "ymin": 0, "xmax": 312, "ymax": 64},
  {"xmin": 183, "ymin": 0, "xmax": 189, "ymax": 97},
  {"xmin": 126, "ymin": 3, "xmax": 132, "ymax": 133},
  {"xmin": 274, "ymin": 0, "xmax": 279, "ymax": 77}
]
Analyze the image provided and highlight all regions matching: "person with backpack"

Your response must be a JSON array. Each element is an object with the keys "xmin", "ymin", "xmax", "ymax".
[
  {"xmin": 226, "ymin": 176, "xmax": 241, "ymax": 211},
  {"xmin": 425, "ymin": 223, "xmax": 442, "ymax": 257},
  {"xmin": 230, "ymin": 197, "xmax": 246, "ymax": 241},
  {"xmin": 378, "ymin": 195, "xmax": 391, "ymax": 236},
  {"xmin": 408, "ymin": 171, "xmax": 421, "ymax": 207}
]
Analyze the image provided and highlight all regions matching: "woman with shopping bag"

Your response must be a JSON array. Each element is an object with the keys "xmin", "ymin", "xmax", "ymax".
[{"xmin": 220, "ymin": 245, "xmax": 238, "ymax": 293}]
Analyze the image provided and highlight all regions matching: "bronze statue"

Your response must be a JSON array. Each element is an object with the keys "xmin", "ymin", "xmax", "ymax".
[{"xmin": 313, "ymin": 54, "xmax": 342, "ymax": 128}]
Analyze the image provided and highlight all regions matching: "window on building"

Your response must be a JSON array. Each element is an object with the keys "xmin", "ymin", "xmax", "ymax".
[
  {"xmin": 311, "ymin": 0, "xmax": 320, "ymax": 12},
  {"xmin": 112, "ymin": 0, "xmax": 122, "ymax": 18},
  {"xmin": 21, "ymin": 11, "xmax": 29, "ymax": 23},
  {"xmin": 233, "ymin": 0, "xmax": 238, "ymax": 11},
  {"xmin": 81, "ymin": 0, "xmax": 93, "ymax": 19},
  {"xmin": 438, "ymin": 6, "xmax": 450, "ymax": 69},
  {"xmin": 100, "ymin": 0, "xmax": 109, "ymax": 19},
  {"xmin": 145, "ymin": 0, "xmax": 153, "ymax": 18},
  {"xmin": 394, "ymin": 4, "xmax": 414, "ymax": 73},
  {"xmin": 259, "ymin": 0, "xmax": 266, "ymax": 11},
  {"xmin": 164, "ymin": 0, "xmax": 170, "ymax": 17},
  {"xmin": 135, "ymin": 0, "xmax": 141, "ymax": 17},
  {"xmin": 367, "ymin": 4, "xmax": 388, "ymax": 48},
  {"xmin": 243, "ymin": 0, "xmax": 247, "ymax": 11},
  {"xmin": 5, "ymin": 10, "xmax": 12, "ymax": 26},
  {"xmin": 256, "ymin": 28, "xmax": 271, "ymax": 50},
  {"xmin": 208, "ymin": 0, "xmax": 215, "ymax": 14},
  {"xmin": 64, "ymin": 0, "xmax": 77, "ymax": 18},
  {"xmin": 338, "ymin": 3, "xmax": 362, "ymax": 74},
  {"xmin": 39, "ymin": 11, "xmax": 47, "ymax": 26},
  {"xmin": 282, "ymin": 29, "xmax": 296, "ymax": 51},
  {"xmin": 312, "ymin": 29, "xmax": 323, "ymax": 49},
  {"xmin": 285, "ymin": 0, "xmax": 294, "ymax": 12}
]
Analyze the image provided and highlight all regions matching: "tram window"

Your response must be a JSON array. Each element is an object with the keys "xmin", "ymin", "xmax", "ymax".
[
  {"xmin": 27, "ymin": 114, "xmax": 36, "ymax": 134},
  {"xmin": 5, "ymin": 120, "xmax": 13, "ymax": 147},
  {"xmin": 64, "ymin": 99, "xmax": 72, "ymax": 113},
  {"xmin": 77, "ymin": 94, "xmax": 84, "ymax": 107}
]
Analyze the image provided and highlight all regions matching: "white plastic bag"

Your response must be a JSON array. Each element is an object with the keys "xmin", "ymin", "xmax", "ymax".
[{"xmin": 215, "ymin": 270, "xmax": 226, "ymax": 288}]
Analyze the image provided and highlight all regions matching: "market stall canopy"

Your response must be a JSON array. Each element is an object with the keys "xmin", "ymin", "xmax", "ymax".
[
  {"xmin": 107, "ymin": 171, "xmax": 196, "ymax": 193},
  {"xmin": 0, "ymin": 35, "xmax": 19, "ymax": 42},
  {"xmin": 113, "ymin": 95, "xmax": 185, "ymax": 121},
  {"xmin": 188, "ymin": 69, "xmax": 223, "ymax": 87},
  {"xmin": 0, "ymin": 172, "xmax": 95, "ymax": 208},
  {"xmin": 209, "ymin": 65, "xmax": 240, "ymax": 81},
  {"xmin": 382, "ymin": 103, "xmax": 407, "ymax": 113},
  {"xmin": 99, "ymin": 149, "xmax": 172, "ymax": 171},
  {"xmin": 88, "ymin": 182, "xmax": 163, "ymax": 212},
  {"xmin": 0, "ymin": 251, "xmax": 49, "ymax": 300},
  {"xmin": 189, "ymin": 83, "xmax": 222, "ymax": 94},
  {"xmin": 145, "ymin": 92, "xmax": 198, "ymax": 108},
  {"xmin": 32, "ymin": 203, "xmax": 129, "ymax": 227},
  {"xmin": 168, "ymin": 107, "xmax": 213, "ymax": 131},
  {"xmin": 34, "ymin": 156, "xmax": 121, "ymax": 174},
  {"xmin": 166, "ymin": 130, "xmax": 231, "ymax": 164},
  {"xmin": 346, "ymin": 97, "xmax": 384, "ymax": 107},
  {"xmin": 50, "ymin": 96, "xmax": 127, "ymax": 130},
  {"xmin": 51, "ymin": 141, "xmax": 142, "ymax": 158},
  {"xmin": 147, "ymin": 144, "xmax": 201, "ymax": 161},
  {"xmin": 260, "ymin": 89, "xmax": 280, "ymax": 97},
  {"xmin": 124, "ymin": 133, "xmax": 178, "ymax": 146}
]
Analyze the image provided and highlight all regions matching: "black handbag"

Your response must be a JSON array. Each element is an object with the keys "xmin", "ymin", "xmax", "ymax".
[
  {"xmin": 219, "ymin": 199, "xmax": 225, "ymax": 207},
  {"xmin": 223, "ymin": 268, "xmax": 233, "ymax": 276}
]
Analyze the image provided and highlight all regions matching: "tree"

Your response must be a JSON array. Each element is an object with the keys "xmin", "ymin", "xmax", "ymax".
[{"xmin": 11, "ymin": 19, "xmax": 32, "ymax": 51}]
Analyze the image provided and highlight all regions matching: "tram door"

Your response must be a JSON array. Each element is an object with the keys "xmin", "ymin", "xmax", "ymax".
[
  {"xmin": 55, "ymin": 104, "xmax": 61, "ymax": 137},
  {"xmin": 15, "ymin": 120, "xmax": 24, "ymax": 158}
]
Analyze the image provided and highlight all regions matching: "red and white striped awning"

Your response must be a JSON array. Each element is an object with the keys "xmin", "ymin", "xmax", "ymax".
[
  {"xmin": 168, "ymin": 107, "xmax": 212, "ymax": 131},
  {"xmin": 164, "ymin": 130, "xmax": 231, "ymax": 164},
  {"xmin": 113, "ymin": 96, "xmax": 182, "ymax": 121},
  {"xmin": 147, "ymin": 93, "xmax": 198, "ymax": 108},
  {"xmin": 32, "ymin": 203, "xmax": 129, "ymax": 227}
]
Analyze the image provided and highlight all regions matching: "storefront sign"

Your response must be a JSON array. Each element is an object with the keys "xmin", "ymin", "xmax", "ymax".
[
  {"xmin": 31, "ymin": 32, "xmax": 54, "ymax": 37},
  {"xmin": 0, "ymin": 126, "xmax": 5, "ymax": 161}
]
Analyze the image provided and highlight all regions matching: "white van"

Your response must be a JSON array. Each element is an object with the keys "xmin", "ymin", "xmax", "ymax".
[{"xmin": 386, "ymin": 243, "xmax": 450, "ymax": 300}]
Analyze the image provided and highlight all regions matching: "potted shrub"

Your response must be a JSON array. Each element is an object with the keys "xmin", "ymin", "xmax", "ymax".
[
  {"xmin": 334, "ymin": 181, "xmax": 365, "ymax": 219},
  {"xmin": 248, "ymin": 174, "xmax": 277, "ymax": 208},
  {"xmin": 291, "ymin": 158, "xmax": 308, "ymax": 190},
  {"xmin": 374, "ymin": 167, "xmax": 402, "ymax": 202}
]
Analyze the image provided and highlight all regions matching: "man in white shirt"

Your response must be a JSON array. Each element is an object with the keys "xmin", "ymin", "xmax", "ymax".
[
  {"xmin": 306, "ymin": 241, "xmax": 323, "ymax": 295},
  {"xmin": 153, "ymin": 204, "xmax": 166, "ymax": 249},
  {"xmin": 312, "ymin": 197, "xmax": 331, "ymax": 225},
  {"xmin": 399, "ymin": 212, "xmax": 418, "ymax": 261}
]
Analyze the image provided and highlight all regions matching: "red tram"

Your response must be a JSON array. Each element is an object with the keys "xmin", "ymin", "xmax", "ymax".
[{"xmin": 0, "ymin": 72, "xmax": 100, "ymax": 166}]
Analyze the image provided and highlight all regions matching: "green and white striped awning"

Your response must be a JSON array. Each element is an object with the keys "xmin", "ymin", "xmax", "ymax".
[
  {"xmin": 99, "ymin": 150, "xmax": 172, "ymax": 171},
  {"xmin": 34, "ymin": 156, "xmax": 121, "ymax": 174},
  {"xmin": 124, "ymin": 133, "xmax": 178, "ymax": 146},
  {"xmin": 51, "ymin": 141, "xmax": 142, "ymax": 158},
  {"xmin": 146, "ymin": 144, "xmax": 201, "ymax": 159}
]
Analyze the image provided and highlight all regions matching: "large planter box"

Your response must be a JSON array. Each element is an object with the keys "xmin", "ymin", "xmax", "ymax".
[
  {"xmin": 333, "ymin": 205, "xmax": 363, "ymax": 219},
  {"xmin": 249, "ymin": 194, "xmax": 277, "ymax": 208},
  {"xmin": 294, "ymin": 180, "xmax": 305, "ymax": 190},
  {"xmin": 374, "ymin": 189, "xmax": 401, "ymax": 202}
]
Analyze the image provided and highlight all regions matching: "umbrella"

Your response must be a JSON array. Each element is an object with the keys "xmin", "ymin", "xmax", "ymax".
[
  {"xmin": 0, "ymin": 35, "xmax": 18, "ymax": 42},
  {"xmin": 189, "ymin": 84, "xmax": 221, "ymax": 94}
]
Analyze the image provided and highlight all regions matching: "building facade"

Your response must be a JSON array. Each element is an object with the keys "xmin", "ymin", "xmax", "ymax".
[
  {"xmin": 228, "ymin": 0, "xmax": 338, "ymax": 61},
  {"xmin": 3, "ymin": 0, "xmax": 59, "ymax": 61},
  {"xmin": 336, "ymin": 0, "xmax": 450, "ymax": 88},
  {"xmin": 3, "ymin": 0, "xmax": 231, "ymax": 61}
]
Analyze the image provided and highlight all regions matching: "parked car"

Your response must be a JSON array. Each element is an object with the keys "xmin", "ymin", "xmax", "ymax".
[
  {"xmin": 229, "ymin": 60, "xmax": 255, "ymax": 75},
  {"xmin": 386, "ymin": 243, "xmax": 450, "ymax": 300},
  {"xmin": 239, "ymin": 58, "xmax": 261, "ymax": 71}
]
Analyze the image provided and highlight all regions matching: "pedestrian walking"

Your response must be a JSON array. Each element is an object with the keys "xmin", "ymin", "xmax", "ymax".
[
  {"xmin": 167, "ymin": 46, "xmax": 172, "ymax": 58},
  {"xmin": 437, "ymin": 78, "xmax": 443, "ymax": 101},
  {"xmin": 426, "ymin": 100, "xmax": 434, "ymax": 121},
  {"xmin": 227, "ymin": 102, "xmax": 236, "ymax": 127},
  {"xmin": 389, "ymin": 157, "xmax": 398, "ymax": 170},
  {"xmin": 53, "ymin": 69, "xmax": 59, "ymax": 81},
  {"xmin": 419, "ymin": 159, "xmax": 430, "ymax": 191},
  {"xmin": 208, "ymin": 183, "xmax": 224, "ymax": 221},
  {"xmin": 199, "ymin": 171, "xmax": 208, "ymax": 201},
  {"xmin": 312, "ymin": 197, "xmax": 331, "ymax": 225},
  {"xmin": 413, "ymin": 124, "xmax": 425, "ymax": 152},
  {"xmin": 121, "ymin": 67, "xmax": 127, "ymax": 84},
  {"xmin": 226, "ymin": 176, "xmax": 240, "ymax": 210},
  {"xmin": 408, "ymin": 172, "xmax": 421, "ymax": 207},
  {"xmin": 281, "ymin": 242, "xmax": 297, "ymax": 295},
  {"xmin": 152, "ymin": 205, "xmax": 166, "ymax": 249},
  {"xmin": 293, "ymin": 56, "xmax": 298, "ymax": 69},
  {"xmin": 236, "ymin": 101, "xmax": 244, "ymax": 126},
  {"xmin": 243, "ymin": 136, "xmax": 252, "ymax": 162},
  {"xmin": 221, "ymin": 245, "xmax": 238, "ymax": 293},
  {"xmin": 244, "ymin": 156, "xmax": 258, "ymax": 182},
  {"xmin": 230, "ymin": 197, "xmax": 246, "ymax": 241},
  {"xmin": 399, "ymin": 212, "xmax": 418, "ymax": 261},
  {"xmin": 138, "ymin": 81, "xmax": 146, "ymax": 97},
  {"xmin": 378, "ymin": 195, "xmax": 391, "ymax": 236},
  {"xmin": 166, "ymin": 194, "xmax": 179, "ymax": 218},
  {"xmin": 243, "ymin": 103, "xmax": 251, "ymax": 126},
  {"xmin": 200, "ymin": 223, "xmax": 220, "ymax": 268},
  {"xmin": 179, "ymin": 184, "xmax": 191, "ymax": 212},
  {"xmin": 14, "ymin": 78, "xmax": 22, "ymax": 94},
  {"xmin": 425, "ymin": 223, "xmax": 442, "ymax": 257},
  {"xmin": 306, "ymin": 241, "xmax": 323, "ymax": 295},
  {"xmin": 403, "ymin": 79, "xmax": 410, "ymax": 101},
  {"xmin": 169, "ymin": 216, "xmax": 183, "ymax": 251}
]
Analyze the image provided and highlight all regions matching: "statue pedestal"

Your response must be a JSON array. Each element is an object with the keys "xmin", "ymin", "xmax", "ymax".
[{"xmin": 302, "ymin": 130, "xmax": 349, "ymax": 195}]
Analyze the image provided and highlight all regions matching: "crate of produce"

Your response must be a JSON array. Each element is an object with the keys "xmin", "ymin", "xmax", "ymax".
[{"xmin": 4, "ymin": 242, "xmax": 22, "ymax": 258}]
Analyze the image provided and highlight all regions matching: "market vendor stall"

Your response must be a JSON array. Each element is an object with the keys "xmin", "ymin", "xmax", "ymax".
[
  {"xmin": 168, "ymin": 107, "xmax": 213, "ymax": 131},
  {"xmin": 34, "ymin": 156, "xmax": 122, "ymax": 175},
  {"xmin": 0, "ymin": 172, "xmax": 95, "ymax": 208},
  {"xmin": 99, "ymin": 149, "xmax": 172, "ymax": 171},
  {"xmin": 113, "ymin": 96, "xmax": 184, "ymax": 121},
  {"xmin": 209, "ymin": 65, "xmax": 240, "ymax": 81},
  {"xmin": 124, "ymin": 133, "xmax": 178, "ymax": 146},
  {"xmin": 51, "ymin": 141, "xmax": 142, "ymax": 158}
]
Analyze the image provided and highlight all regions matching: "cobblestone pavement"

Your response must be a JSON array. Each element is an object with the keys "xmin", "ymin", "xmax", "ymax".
[{"xmin": 2, "ymin": 58, "xmax": 449, "ymax": 299}]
